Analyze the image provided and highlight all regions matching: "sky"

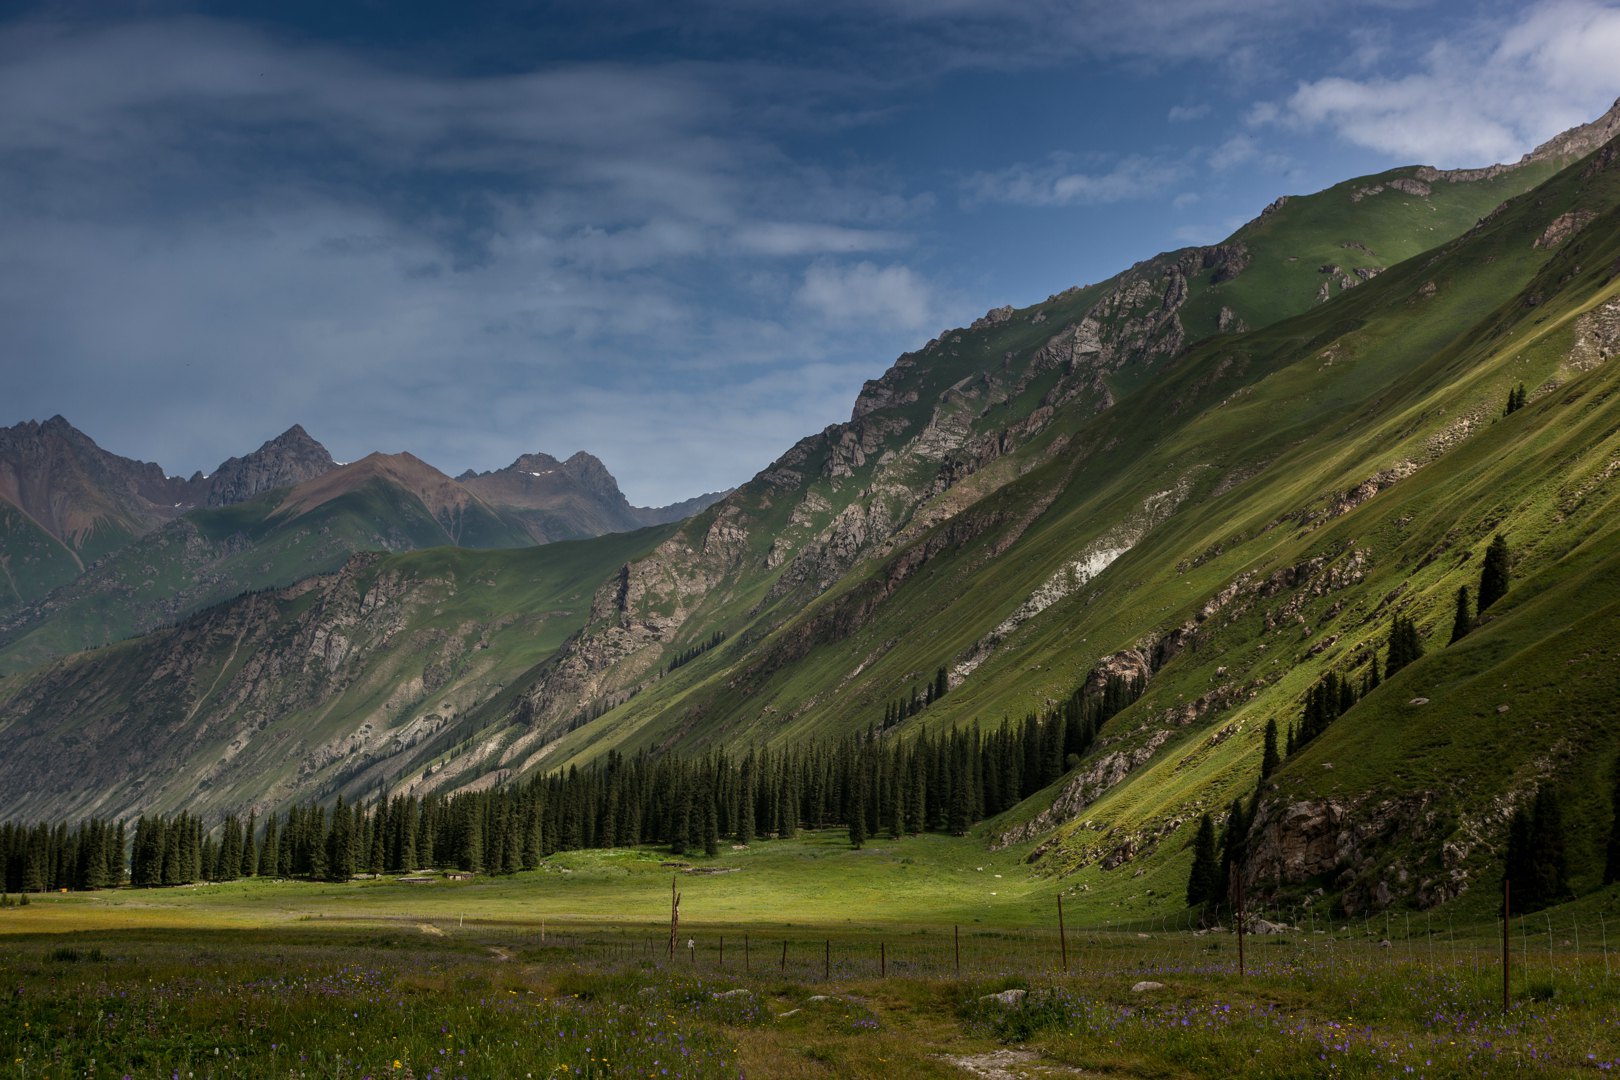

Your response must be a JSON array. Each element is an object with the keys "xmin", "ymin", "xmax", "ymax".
[{"xmin": 2, "ymin": 1, "xmax": 1618, "ymax": 504}]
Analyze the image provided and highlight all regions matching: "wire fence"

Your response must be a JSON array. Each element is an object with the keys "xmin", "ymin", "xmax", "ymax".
[{"xmin": 438, "ymin": 903, "xmax": 1616, "ymax": 1007}]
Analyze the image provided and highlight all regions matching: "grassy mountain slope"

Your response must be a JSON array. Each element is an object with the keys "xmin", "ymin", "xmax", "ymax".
[
  {"xmin": 0, "ymin": 455, "xmax": 538, "ymax": 674},
  {"xmin": 508, "ymin": 131, "xmax": 1620, "ymax": 917},
  {"xmin": 4, "ymin": 115, "xmax": 1620, "ymax": 926},
  {"xmin": 0, "ymin": 523, "xmax": 676, "ymax": 822}
]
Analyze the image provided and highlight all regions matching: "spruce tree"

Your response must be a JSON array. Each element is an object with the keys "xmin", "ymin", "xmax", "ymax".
[
  {"xmin": 848, "ymin": 780, "xmax": 866, "ymax": 849},
  {"xmin": 1449, "ymin": 585, "xmax": 1472, "ymax": 644},
  {"xmin": 1528, "ymin": 786, "xmax": 1569, "ymax": 907},
  {"xmin": 1260, "ymin": 718, "xmax": 1280, "ymax": 780},
  {"xmin": 1185, "ymin": 813, "xmax": 1219, "ymax": 908},
  {"xmin": 1478, "ymin": 534, "xmax": 1510, "ymax": 614},
  {"xmin": 1504, "ymin": 807, "xmax": 1536, "ymax": 908},
  {"xmin": 1608, "ymin": 756, "xmax": 1620, "ymax": 887},
  {"xmin": 1217, "ymin": 799, "xmax": 1248, "ymax": 906}
]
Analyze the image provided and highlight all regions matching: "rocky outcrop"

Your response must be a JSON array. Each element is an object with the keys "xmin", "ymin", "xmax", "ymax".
[
  {"xmin": 1533, "ymin": 210, "xmax": 1597, "ymax": 250},
  {"xmin": 205, "ymin": 424, "xmax": 337, "ymax": 507},
  {"xmin": 1241, "ymin": 792, "xmax": 1439, "ymax": 913},
  {"xmin": 1570, "ymin": 297, "xmax": 1620, "ymax": 371}
]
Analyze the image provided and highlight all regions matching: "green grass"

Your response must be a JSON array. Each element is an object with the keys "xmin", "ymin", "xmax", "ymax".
[{"xmin": 8, "ymin": 834, "xmax": 1620, "ymax": 1078}]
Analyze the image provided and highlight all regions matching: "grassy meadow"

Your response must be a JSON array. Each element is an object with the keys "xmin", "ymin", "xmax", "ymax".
[{"xmin": 7, "ymin": 831, "xmax": 1620, "ymax": 1078}]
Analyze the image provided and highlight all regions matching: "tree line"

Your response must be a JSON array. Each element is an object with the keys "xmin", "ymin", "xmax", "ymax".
[{"xmin": 1, "ymin": 671, "xmax": 1145, "ymax": 890}]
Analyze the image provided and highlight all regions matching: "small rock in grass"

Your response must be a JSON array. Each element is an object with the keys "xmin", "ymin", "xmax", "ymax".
[
  {"xmin": 777, "ymin": 1009, "xmax": 801, "ymax": 1018},
  {"xmin": 712, "ymin": 989, "xmax": 751, "ymax": 999},
  {"xmin": 807, "ymin": 994, "xmax": 838, "ymax": 1003},
  {"xmin": 979, "ymin": 989, "xmax": 1028, "ymax": 1006},
  {"xmin": 1131, "ymin": 981, "xmax": 1165, "ymax": 993},
  {"xmin": 1408, "ymin": 697, "xmax": 1429, "ymax": 706}
]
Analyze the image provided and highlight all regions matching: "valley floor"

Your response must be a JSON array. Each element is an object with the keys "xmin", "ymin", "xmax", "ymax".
[{"xmin": 4, "ymin": 832, "xmax": 1620, "ymax": 1078}]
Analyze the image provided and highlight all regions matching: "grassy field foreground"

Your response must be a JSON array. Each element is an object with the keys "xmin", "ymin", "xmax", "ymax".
[{"xmin": 6, "ymin": 833, "xmax": 1620, "ymax": 1078}]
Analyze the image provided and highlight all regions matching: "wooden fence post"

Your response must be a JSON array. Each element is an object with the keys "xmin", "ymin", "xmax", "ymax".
[
  {"xmin": 1502, "ymin": 876, "xmax": 1511, "ymax": 1015},
  {"xmin": 1231, "ymin": 866, "xmax": 1245, "ymax": 979},
  {"xmin": 824, "ymin": 939, "xmax": 831, "ymax": 980},
  {"xmin": 668, "ymin": 875, "xmax": 681, "ymax": 960},
  {"xmin": 1058, "ymin": 893, "xmax": 1068, "ymax": 973}
]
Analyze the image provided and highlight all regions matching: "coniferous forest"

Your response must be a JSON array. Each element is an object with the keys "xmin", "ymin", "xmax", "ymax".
[{"xmin": 1, "ymin": 673, "xmax": 1143, "ymax": 891}]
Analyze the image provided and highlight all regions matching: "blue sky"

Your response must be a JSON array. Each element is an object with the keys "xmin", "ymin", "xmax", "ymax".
[{"xmin": 2, "ymin": 1, "xmax": 1618, "ymax": 503}]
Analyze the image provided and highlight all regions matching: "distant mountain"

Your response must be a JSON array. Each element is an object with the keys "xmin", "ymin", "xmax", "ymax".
[
  {"xmin": 0, "ymin": 426, "xmax": 721, "ymax": 672},
  {"xmin": 459, "ymin": 451, "xmax": 728, "ymax": 541},
  {"xmin": 204, "ymin": 424, "xmax": 337, "ymax": 508},
  {"xmin": 0, "ymin": 416, "xmax": 195, "ymax": 571}
]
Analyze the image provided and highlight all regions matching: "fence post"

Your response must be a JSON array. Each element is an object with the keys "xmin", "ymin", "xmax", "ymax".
[
  {"xmin": 1502, "ymin": 877, "xmax": 1510, "ymax": 1015},
  {"xmin": 824, "ymin": 939, "xmax": 831, "ymax": 981},
  {"xmin": 780, "ymin": 939, "xmax": 787, "ymax": 972},
  {"xmin": 1231, "ymin": 866, "xmax": 1246, "ymax": 979},
  {"xmin": 1057, "ymin": 893, "xmax": 1068, "ymax": 973},
  {"xmin": 668, "ymin": 876, "xmax": 680, "ymax": 960}
]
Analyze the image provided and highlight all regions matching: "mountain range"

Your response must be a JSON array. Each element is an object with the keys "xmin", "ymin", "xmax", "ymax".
[
  {"xmin": 0, "ymin": 419, "xmax": 725, "ymax": 670},
  {"xmin": 3, "ymin": 97, "xmax": 1620, "ymax": 919}
]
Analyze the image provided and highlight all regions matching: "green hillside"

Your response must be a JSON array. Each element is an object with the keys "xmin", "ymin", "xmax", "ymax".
[
  {"xmin": 0, "ymin": 523, "xmax": 675, "ymax": 822},
  {"xmin": 0, "ymin": 471, "xmax": 537, "ymax": 675},
  {"xmin": 3, "ymin": 126, "xmax": 1619, "ymax": 926}
]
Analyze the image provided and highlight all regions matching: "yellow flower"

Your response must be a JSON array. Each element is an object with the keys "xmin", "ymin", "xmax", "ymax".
[{"xmin": 394, "ymin": 1061, "xmax": 402, "ymax": 1070}]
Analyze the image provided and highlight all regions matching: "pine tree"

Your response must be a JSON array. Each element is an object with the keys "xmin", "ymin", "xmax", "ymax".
[
  {"xmin": 1217, "ymin": 799, "xmax": 1248, "ymax": 906},
  {"xmin": 702, "ymin": 794, "xmax": 720, "ymax": 857},
  {"xmin": 1260, "ymin": 718, "xmax": 1280, "ymax": 780},
  {"xmin": 1528, "ymin": 786, "xmax": 1569, "ymax": 907},
  {"xmin": 848, "ymin": 787, "xmax": 866, "ymax": 849},
  {"xmin": 1478, "ymin": 534, "xmax": 1510, "ymax": 615},
  {"xmin": 1384, "ymin": 614, "xmax": 1423, "ymax": 678},
  {"xmin": 1504, "ymin": 807, "xmax": 1535, "ymax": 908},
  {"xmin": 1607, "ymin": 756, "xmax": 1620, "ymax": 887},
  {"xmin": 240, "ymin": 812, "xmax": 257, "ymax": 878},
  {"xmin": 1449, "ymin": 586, "xmax": 1472, "ymax": 644},
  {"xmin": 1504, "ymin": 383, "xmax": 1527, "ymax": 415},
  {"xmin": 1185, "ymin": 813, "xmax": 1219, "ymax": 908}
]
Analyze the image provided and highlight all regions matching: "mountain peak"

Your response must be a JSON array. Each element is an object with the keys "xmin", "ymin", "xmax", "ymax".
[{"xmin": 205, "ymin": 425, "xmax": 338, "ymax": 508}]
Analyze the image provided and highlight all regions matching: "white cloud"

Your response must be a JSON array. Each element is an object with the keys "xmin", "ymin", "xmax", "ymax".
[
  {"xmin": 1262, "ymin": 0, "xmax": 1620, "ymax": 166},
  {"xmin": 964, "ymin": 154, "xmax": 1185, "ymax": 207},
  {"xmin": 1168, "ymin": 103, "xmax": 1212, "ymax": 122},
  {"xmin": 732, "ymin": 222, "xmax": 909, "ymax": 256},
  {"xmin": 796, "ymin": 261, "xmax": 938, "ymax": 331},
  {"xmin": 1208, "ymin": 133, "xmax": 1259, "ymax": 171},
  {"xmin": 0, "ymin": 17, "xmax": 951, "ymax": 503}
]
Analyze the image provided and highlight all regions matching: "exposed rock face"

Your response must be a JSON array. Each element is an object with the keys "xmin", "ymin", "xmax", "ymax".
[
  {"xmin": 1570, "ymin": 297, "xmax": 1620, "ymax": 371},
  {"xmin": 205, "ymin": 424, "xmax": 337, "ymax": 507},
  {"xmin": 1533, "ymin": 210, "xmax": 1598, "ymax": 250},
  {"xmin": 1242, "ymin": 792, "xmax": 1438, "ymax": 914}
]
